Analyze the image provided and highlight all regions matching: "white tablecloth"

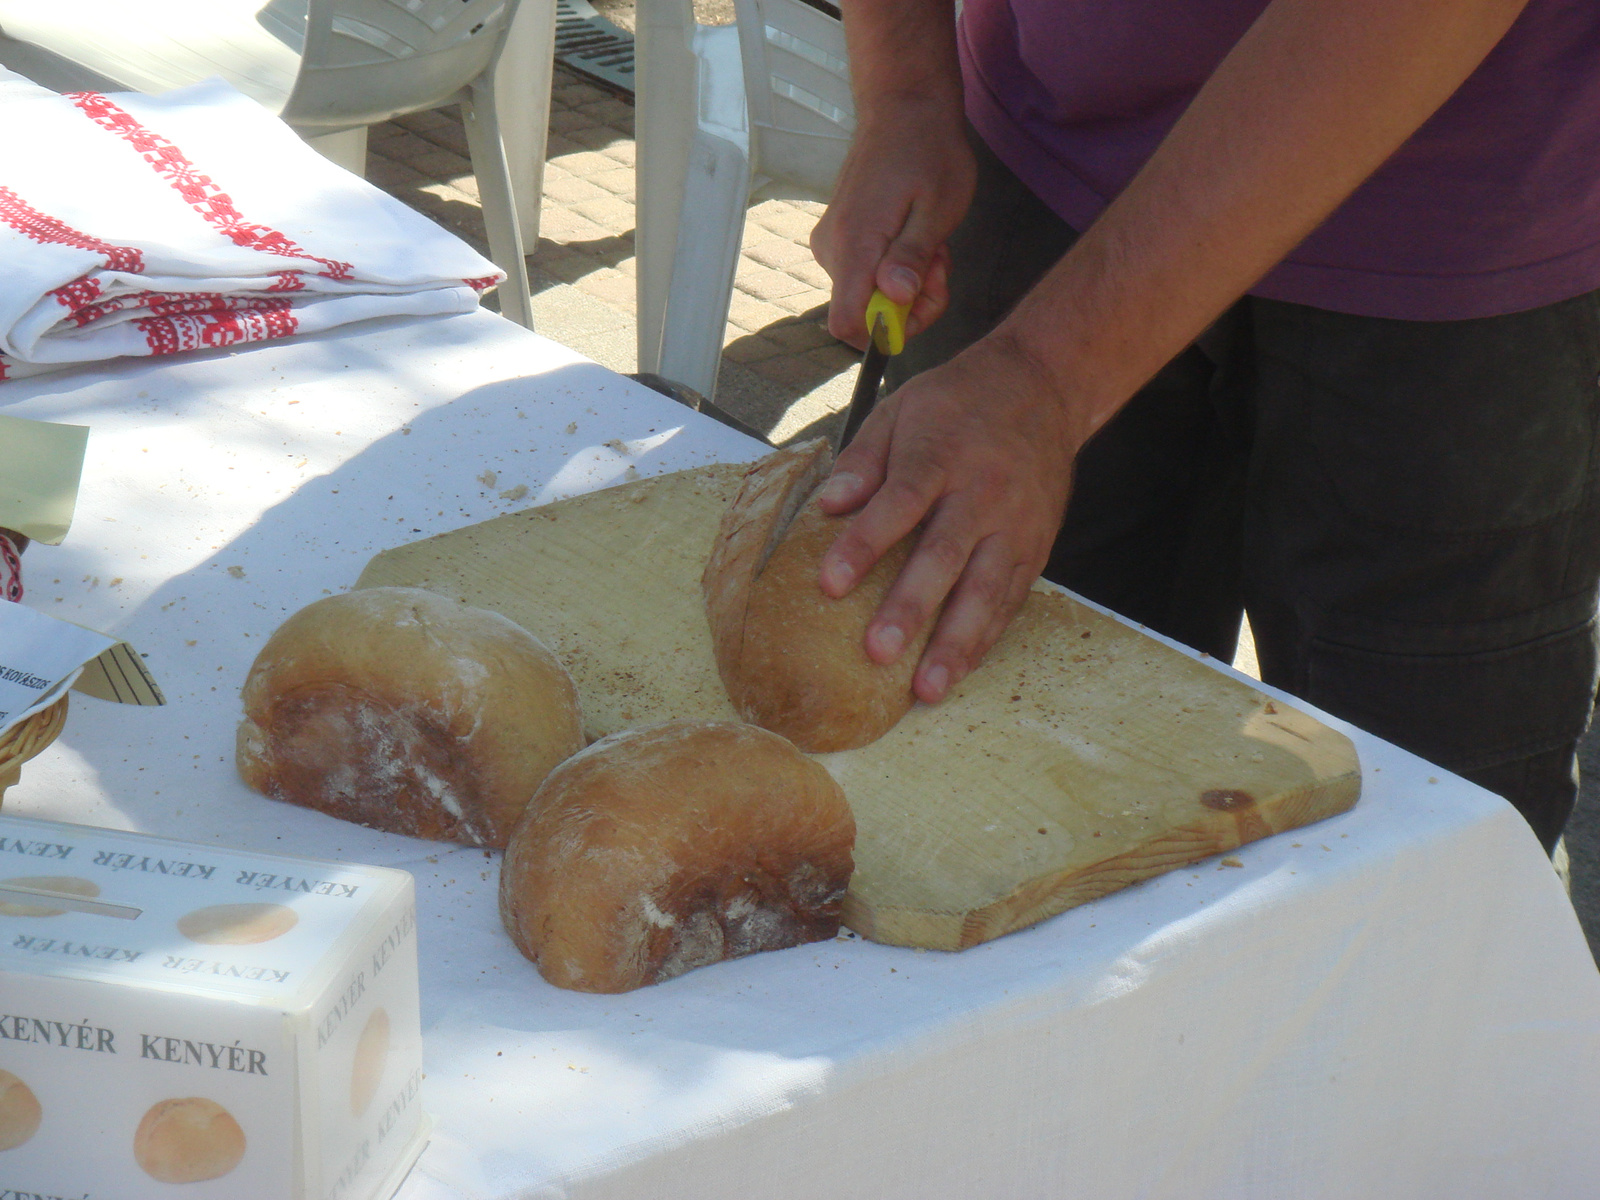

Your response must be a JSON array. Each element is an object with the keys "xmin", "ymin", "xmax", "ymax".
[{"xmin": 2, "ymin": 310, "xmax": 1598, "ymax": 1199}]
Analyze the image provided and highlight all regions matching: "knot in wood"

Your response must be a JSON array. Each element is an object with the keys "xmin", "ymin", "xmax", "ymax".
[{"xmin": 1200, "ymin": 788, "xmax": 1256, "ymax": 812}]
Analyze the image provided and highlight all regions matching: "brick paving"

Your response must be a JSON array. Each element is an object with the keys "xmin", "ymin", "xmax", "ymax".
[{"xmin": 366, "ymin": 65, "xmax": 854, "ymax": 444}]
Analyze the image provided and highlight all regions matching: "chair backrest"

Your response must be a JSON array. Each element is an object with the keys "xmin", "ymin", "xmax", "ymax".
[
  {"xmin": 261, "ymin": 0, "xmax": 520, "ymax": 131},
  {"xmin": 734, "ymin": 0, "xmax": 852, "ymax": 202}
]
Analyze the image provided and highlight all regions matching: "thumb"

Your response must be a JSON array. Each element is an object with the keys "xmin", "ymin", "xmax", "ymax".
[
  {"xmin": 876, "ymin": 259, "xmax": 924, "ymax": 309},
  {"xmin": 874, "ymin": 201, "xmax": 946, "ymax": 307},
  {"xmin": 823, "ymin": 390, "xmax": 899, "ymax": 512}
]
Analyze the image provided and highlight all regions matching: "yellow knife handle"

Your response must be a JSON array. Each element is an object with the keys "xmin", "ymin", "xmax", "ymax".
[{"xmin": 865, "ymin": 289, "xmax": 911, "ymax": 356}]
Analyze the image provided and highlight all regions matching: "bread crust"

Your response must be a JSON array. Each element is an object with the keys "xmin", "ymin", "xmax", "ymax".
[
  {"xmin": 702, "ymin": 441, "xmax": 928, "ymax": 751},
  {"xmin": 701, "ymin": 439, "xmax": 832, "ymax": 685},
  {"xmin": 738, "ymin": 500, "xmax": 922, "ymax": 750},
  {"xmin": 499, "ymin": 720, "xmax": 854, "ymax": 993},
  {"xmin": 238, "ymin": 587, "xmax": 583, "ymax": 847}
]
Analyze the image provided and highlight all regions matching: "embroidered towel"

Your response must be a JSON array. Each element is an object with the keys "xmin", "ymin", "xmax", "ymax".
[{"xmin": 0, "ymin": 68, "xmax": 503, "ymax": 379}]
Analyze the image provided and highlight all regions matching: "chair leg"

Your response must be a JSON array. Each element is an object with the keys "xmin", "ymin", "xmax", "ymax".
[
  {"xmin": 300, "ymin": 127, "xmax": 369, "ymax": 176},
  {"xmin": 635, "ymin": 0, "xmax": 702, "ymax": 379},
  {"xmin": 656, "ymin": 128, "xmax": 752, "ymax": 403},
  {"xmin": 494, "ymin": 0, "xmax": 558, "ymax": 246},
  {"xmin": 463, "ymin": 83, "xmax": 535, "ymax": 330}
]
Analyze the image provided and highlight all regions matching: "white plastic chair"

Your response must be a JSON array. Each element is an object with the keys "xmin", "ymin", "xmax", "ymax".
[
  {"xmin": 0, "ymin": 0, "xmax": 558, "ymax": 330},
  {"xmin": 635, "ymin": 0, "xmax": 851, "ymax": 402}
]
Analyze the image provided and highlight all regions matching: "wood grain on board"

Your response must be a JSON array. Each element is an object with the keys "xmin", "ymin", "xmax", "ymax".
[{"xmin": 358, "ymin": 462, "xmax": 1361, "ymax": 952}]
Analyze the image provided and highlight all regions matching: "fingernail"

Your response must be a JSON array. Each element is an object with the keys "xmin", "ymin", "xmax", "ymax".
[
  {"xmin": 822, "ymin": 558, "xmax": 854, "ymax": 593},
  {"xmin": 873, "ymin": 625, "xmax": 905, "ymax": 659},
  {"xmin": 887, "ymin": 266, "xmax": 919, "ymax": 298},
  {"xmin": 922, "ymin": 664, "xmax": 949, "ymax": 699},
  {"xmin": 818, "ymin": 472, "xmax": 860, "ymax": 507}
]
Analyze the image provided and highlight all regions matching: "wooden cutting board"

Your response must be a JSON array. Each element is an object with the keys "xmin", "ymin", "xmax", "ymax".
[{"xmin": 358, "ymin": 463, "xmax": 1360, "ymax": 951}]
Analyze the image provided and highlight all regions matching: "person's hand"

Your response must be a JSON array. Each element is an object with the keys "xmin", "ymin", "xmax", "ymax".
[
  {"xmin": 816, "ymin": 331, "xmax": 1083, "ymax": 703},
  {"xmin": 810, "ymin": 102, "xmax": 976, "ymax": 349}
]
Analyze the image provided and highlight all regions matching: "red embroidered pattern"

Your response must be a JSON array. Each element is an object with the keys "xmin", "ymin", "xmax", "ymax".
[
  {"xmin": 137, "ymin": 303, "xmax": 298, "ymax": 356},
  {"xmin": 52, "ymin": 276, "xmax": 103, "ymax": 312},
  {"xmin": 66, "ymin": 290, "xmax": 158, "ymax": 328},
  {"xmin": 67, "ymin": 92, "xmax": 355, "ymax": 281},
  {"xmin": 0, "ymin": 535, "xmax": 23, "ymax": 602},
  {"xmin": 150, "ymin": 292, "xmax": 289, "ymax": 318},
  {"xmin": 268, "ymin": 272, "xmax": 305, "ymax": 292},
  {"xmin": 0, "ymin": 185, "xmax": 144, "ymax": 272},
  {"xmin": 70, "ymin": 289, "xmax": 296, "ymax": 329},
  {"xmin": 463, "ymin": 275, "xmax": 500, "ymax": 292},
  {"xmin": 139, "ymin": 317, "xmax": 180, "ymax": 357},
  {"xmin": 64, "ymin": 291, "xmax": 142, "ymax": 328}
]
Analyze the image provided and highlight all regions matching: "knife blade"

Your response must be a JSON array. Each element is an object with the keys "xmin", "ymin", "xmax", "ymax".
[
  {"xmin": 838, "ymin": 290, "xmax": 910, "ymax": 450},
  {"xmin": 840, "ymin": 318, "xmax": 888, "ymax": 448}
]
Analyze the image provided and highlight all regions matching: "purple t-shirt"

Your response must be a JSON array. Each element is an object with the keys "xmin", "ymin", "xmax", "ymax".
[{"xmin": 960, "ymin": 0, "xmax": 1600, "ymax": 319}]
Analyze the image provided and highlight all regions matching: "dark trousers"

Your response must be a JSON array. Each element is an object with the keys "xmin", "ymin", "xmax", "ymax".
[{"xmin": 888, "ymin": 132, "xmax": 1600, "ymax": 851}]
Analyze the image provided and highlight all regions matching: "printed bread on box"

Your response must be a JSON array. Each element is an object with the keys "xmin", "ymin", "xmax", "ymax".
[{"xmin": 0, "ymin": 814, "xmax": 425, "ymax": 1200}]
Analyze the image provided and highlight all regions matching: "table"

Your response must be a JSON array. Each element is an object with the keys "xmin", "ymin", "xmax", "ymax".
[{"xmin": 3, "ymin": 309, "xmax": 1598, "ymax": 1199}]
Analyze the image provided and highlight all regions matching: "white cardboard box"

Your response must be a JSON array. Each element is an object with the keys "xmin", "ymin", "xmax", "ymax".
[{"xmin": 0, "ymin": 814, "xmax": 425, "ymax": 1200}]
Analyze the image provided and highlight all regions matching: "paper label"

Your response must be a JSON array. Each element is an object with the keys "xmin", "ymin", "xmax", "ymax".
[
  {"xmin": 0, "ymin": 600, "xmax": 165, "ymax": 736},
  {"xmin": 0, "ymin": 414, "xmax": 88, "ymax": 546},
  {"xmin": 0, "ymin": 599, "xmax": 112, "ymax": 735}
]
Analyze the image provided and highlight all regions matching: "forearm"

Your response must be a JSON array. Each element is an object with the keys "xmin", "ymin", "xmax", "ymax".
[
  {"xmin": 997, "ymin": 0, "xmax": 1531, "ymax": 449},
  {"xmin": 840, "ymin": 0, "xmax": 962, "ymax": 117}
]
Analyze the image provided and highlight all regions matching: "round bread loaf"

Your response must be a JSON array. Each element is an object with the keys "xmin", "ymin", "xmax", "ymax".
[
  {"xmin": 702, "ymin": 440, "xmax": 930, "ymax": 752},
  {"xmin": 238, "ymin": 587, "xmax": 583, "ymax": 848},
  {"xmin": 500, "ymin": 720, "xmax": 854, "ymax": 993},
  {"xmin": 0, "ymin": 1069, "xmax": 41, "ymax": 1151},
  {"xmin": 133, "ymin": 1097, "xmax": 245, "ymax": 1183}
]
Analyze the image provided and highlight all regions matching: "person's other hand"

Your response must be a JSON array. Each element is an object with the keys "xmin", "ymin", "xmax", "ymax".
[
  {"xmin": 816, "ymin": 332, "xmax": 1082, "ymax": 703},
  {"xmin": 810, "ymin": 104, "xmax": 976, "ymax": 350}
]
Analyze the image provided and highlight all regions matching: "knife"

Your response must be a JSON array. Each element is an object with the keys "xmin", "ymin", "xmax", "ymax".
[{"xmin": 839, "ymin": 289, "xmax": 910, "ymax": 448}]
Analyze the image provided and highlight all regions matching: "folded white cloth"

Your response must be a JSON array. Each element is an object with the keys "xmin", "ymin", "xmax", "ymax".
[{"xmin": 0, "ymin": 68, "xmax": 503, "ymax": 379}]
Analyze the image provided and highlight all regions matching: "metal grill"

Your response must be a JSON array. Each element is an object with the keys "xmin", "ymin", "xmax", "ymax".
[{"xmin": 554, "ymin": 0, "xmax": 635, "ymax": 95}]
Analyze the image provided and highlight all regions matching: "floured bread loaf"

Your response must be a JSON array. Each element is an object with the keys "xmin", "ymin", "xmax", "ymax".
[
  {"xmin": 238, "ymin": 587, "xmax": 583, "ymax": 848},
  {"xmin": 500, "ymin": 720, "xmax": 854, "ymax": 993},
  {"xmin": 703, "ymin": 440, "xmax": 929, "ymax": 751}
]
